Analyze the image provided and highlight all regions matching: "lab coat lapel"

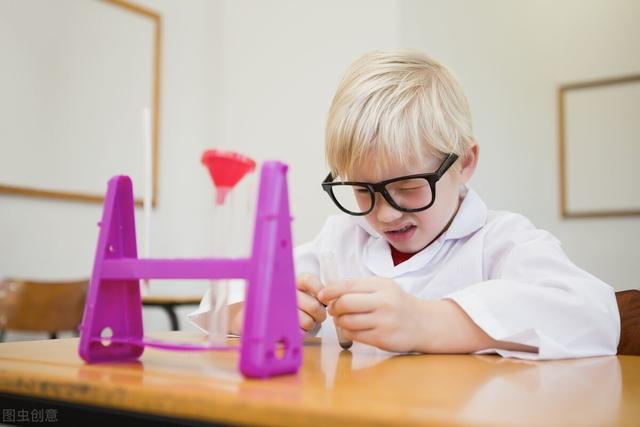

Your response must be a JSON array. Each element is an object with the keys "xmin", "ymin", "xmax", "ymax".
[{"xmin": 359, "ymin": 187, "xmax": 487, "ymax": 278}]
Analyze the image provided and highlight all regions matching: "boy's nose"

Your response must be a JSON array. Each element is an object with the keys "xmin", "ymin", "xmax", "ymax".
[{"xmin": 374, "ymin": 194, "xmax": 403, "ymax": 223}]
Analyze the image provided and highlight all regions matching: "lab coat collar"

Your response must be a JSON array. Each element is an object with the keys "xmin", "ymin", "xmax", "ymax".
[
  {"xmin": 359, "ymin": 187, "xmax": 488, "ymax": 278},
  {"xmin": 444, "ymin": 187, "xmax": 488, "ymax": 240}
]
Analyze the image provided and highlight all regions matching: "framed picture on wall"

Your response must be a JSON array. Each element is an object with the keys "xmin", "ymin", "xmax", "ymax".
[
  {"xmin": 558, "ymin": 74, "xmax": 640, "ymax": 218},
  {"xmin": 0, "ymin": 0, "xmax": 162, "ymax": 207}
]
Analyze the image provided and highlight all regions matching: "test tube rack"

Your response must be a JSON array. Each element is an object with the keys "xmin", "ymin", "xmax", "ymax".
[{"xmin": 78, "ymin": 161, "xmax": 302, "ymax": 378}]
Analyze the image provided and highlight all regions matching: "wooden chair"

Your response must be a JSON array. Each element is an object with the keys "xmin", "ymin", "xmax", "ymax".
[
  {"xmin": 0, "ymin": 279, "xmax": 88, "ymax": 341},
  {"xmin": 616, "ymin": 289, "xmax": 640, "ymax": 355}
]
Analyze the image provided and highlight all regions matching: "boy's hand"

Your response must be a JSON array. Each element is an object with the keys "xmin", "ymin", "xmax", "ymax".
[
  {"xmin": 296, "ymin": 274, "xmax": 327, "ymax": 333},
  {"xmin": 316, "ymin": 277, "xmax": 538, "ymax": 355},
  {"xmin": 317, "ymin": 277, "xmax": 426, "ymax": 352}
]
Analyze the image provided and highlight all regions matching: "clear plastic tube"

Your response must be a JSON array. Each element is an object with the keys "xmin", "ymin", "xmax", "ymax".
[
  {"xmin": 320, "ymin": 251, "xmax": 353, "ymax": 350},
  {"xmin": 208, "ymin": 189, "xmax": 232, "ymax": 345}
]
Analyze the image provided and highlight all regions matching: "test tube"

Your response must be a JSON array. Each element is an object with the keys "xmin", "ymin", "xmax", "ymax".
[
  {"xmin": 320, "ymin": 251, "xmax": 353, "ymax": 350},
  {"xmin": 201, "ymin": 150, "xmax": 255, "ymax": 346},
  {"xmin": 207, "ymin": 190, "xmax": 232, "ymax": 345}
]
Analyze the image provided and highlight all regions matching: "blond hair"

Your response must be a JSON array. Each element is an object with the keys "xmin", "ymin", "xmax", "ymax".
[{"xmin": 325, "ymin": 49, "xmax": 474, "ymax": 178}]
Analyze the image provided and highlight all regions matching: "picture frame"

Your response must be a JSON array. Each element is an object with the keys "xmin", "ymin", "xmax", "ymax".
[
  {"xmin": 0, "ymin": 0, "xmax": 162, "ymax": 207},
  {"xmin": 558, "ymin": 74, "xmax": 640, "ymax": 218}
]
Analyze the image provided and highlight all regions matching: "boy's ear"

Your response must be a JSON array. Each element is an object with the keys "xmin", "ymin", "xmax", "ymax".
[{"xmin": 459, "ymin": 143, "xmax": 479, "ymax": 184}]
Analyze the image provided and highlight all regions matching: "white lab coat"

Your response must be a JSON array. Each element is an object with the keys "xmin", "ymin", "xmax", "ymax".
[{"xmin": 188, "ymin": 188, "xmax": 620, "ymax": 360}]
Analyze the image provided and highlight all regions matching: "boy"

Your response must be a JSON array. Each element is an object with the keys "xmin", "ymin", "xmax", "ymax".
[{"xmin": 189, "ymin": 49, "xmax": 619, "ymax": 359}]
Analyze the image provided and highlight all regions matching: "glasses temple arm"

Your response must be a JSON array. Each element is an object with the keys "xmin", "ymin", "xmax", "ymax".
[{"xmin": 436, "ymin": 153, "xmax": 459, "ymax": 178}]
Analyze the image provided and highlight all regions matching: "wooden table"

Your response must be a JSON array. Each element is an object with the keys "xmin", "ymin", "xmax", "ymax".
[{"xmin": 0, "ymin": 331, "xmax": 638, "ymax": 426}]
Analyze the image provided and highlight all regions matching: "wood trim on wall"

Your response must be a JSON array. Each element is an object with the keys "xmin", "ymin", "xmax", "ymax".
[
  {"xmin": 0, "ymin": 184, "xmax": 144, "ymax": 208},
  {"xmin": 558, "ymin": 73, "xmax": 640, "ymax": 219},
  {"xmin": 0, "ymin": 0, "xmax": 161, "ymax": 208}
]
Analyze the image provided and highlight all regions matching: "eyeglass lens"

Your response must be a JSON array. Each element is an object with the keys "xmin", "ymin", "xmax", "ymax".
[{"xmin": 331, "ymin": 178, "xmax": 433, "ymax": 214}]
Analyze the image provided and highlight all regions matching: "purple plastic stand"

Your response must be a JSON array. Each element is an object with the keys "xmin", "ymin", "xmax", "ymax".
[{"xmin": 78, "ymin": 161, "xmax": 302, "ymax": 378}]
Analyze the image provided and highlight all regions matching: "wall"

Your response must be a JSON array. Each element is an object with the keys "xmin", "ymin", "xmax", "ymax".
[{"xmin": 1, "ymin": 0, "xmax": 638, "ymax": 340}]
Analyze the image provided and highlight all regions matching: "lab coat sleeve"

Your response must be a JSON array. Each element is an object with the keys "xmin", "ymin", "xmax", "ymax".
[
  {"xmin": 445, "ymin": 214, "xmax": 620, "ymax": 360},
  {"xmin": 186, "ymin": 279, "xmax": 246, "ymax": 334}
]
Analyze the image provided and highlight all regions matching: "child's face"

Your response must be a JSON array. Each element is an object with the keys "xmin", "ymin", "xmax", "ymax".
[{"xmin": 351, "ymin": 151, "xmax": 471, "ymax": 253}]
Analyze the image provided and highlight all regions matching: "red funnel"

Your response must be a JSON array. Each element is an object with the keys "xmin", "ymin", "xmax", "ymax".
[{"xmin": 202, "ymin": 149, "xmax": 256, "ymax": 205}]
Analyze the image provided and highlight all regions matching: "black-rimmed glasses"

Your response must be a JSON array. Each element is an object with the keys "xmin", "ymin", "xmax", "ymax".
[{"xmin": 321, "ymin": 153, "xmax": 458, "ymax": 216}]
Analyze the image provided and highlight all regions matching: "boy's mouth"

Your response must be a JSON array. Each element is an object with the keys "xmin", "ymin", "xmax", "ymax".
[{"xmin": 384, "ymin": 224, "xmax": 417, "ymax": 242}]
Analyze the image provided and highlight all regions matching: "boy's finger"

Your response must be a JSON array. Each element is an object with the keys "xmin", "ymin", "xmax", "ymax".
[
  {"xmin": 296, "ymin": 273, "xmax": 324, "ymax": 297},
  {"xmin": 297, "ymin": 290, "xmax": 327, "ymax": 323},
  {"xmin": 317, "ymin": 279, "xmax": 374, "ymax": 305},
  {"xmin": 317, "ymin": 286, "xmax": 350, "ymax": 305},
  {"xmin": 298, "ymin": 309, "xmax": 316, "ymax": 332},
  {"xmin": 328, "ymin": 293, "xmax": 377, "ymax": 317},
  {"xmin": 335, "ymin": 313, "xmax": 376, "ymax": 331}
]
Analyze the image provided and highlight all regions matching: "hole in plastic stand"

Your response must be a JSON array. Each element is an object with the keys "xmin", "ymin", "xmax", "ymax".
[
  {"xmin": 100, "ymin": 327, "xmax": 113, "ymax": 347},
  {"xmin": 274, "ymin": 339, "xmax": 287, "ymax": 359}
]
